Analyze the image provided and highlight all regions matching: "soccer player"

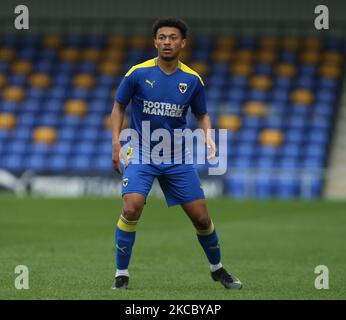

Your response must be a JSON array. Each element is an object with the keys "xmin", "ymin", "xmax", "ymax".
[{"xmin": 110, "ymin": 17, "xmax": 242, "ymax": 290}]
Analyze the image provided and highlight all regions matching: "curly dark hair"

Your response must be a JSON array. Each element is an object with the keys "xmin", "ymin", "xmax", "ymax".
[{"xmin": 152, "ymin": 17, "xmax": 188, "ymax": 39}]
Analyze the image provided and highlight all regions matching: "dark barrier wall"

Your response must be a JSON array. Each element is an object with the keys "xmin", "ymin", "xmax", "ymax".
[{"xmin": 0, "ymin": 0, "xmax": 345, "ymax": 22}]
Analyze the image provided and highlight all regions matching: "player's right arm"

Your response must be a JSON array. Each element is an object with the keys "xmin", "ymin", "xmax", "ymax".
[
  {"xmin": 111, "ymin": 68, "xmax": 137, "ymax": 174},
  {"xmin": 111, "ymin": 102, "xmax": 127, "ymax": 174}
]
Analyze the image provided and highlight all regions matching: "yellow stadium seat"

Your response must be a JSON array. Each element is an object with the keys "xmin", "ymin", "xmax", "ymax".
[
  {"xmin": 259, "ymin": 37, "xmax": 279, "ymax": 50},
  {"xmin": 217, "ymin": 114, "xmax": 241, "ymax": 131},
  {"xmin": 257, "ymin": 50, "xmax": 277, "ymax": 63},
  {"xmin": 259, "ymin": 129, "xmax": 284, "ymax": 146},
  {"xmin": 59, "ymin": 48, "xmax": 80, "ymax": 62},
  {"xmin": 42, "ymin": 35, "xmax": 63, "ymax": 49},
  {"xmin": 275, "ymin": 63, "xmax": 297, "ymax": 77},
  {"xmin": 244, "ymin": 101, "xmax": 267, "ymax": 117},
  {"xmin": 212, "ymin": 50, "xmax": 233, "ymax": 63},
  {"xmin": 82, "ymin": 48, "xmax": 102, "ymax": 62},
  {"xmin": 29, "ymin": 73, "xmax": 51, "ymax": 89},
  {"xmin": 0, "ymin": 47, "xmax": 15, "ymax": 61},
  {"xmin": 72, "ymin": 74, "xmax": 95, "ymax": 89},
  {"xmin": 303, "ymin": 37, "xmax": 323, "ymax": 51},
  {"xmin": 99, "ymin": 61, "xmax": 121, "ymax": 75},
  {"xmin": 249, "ymin": 75, "xmax": 272, "ymax": 91},
  {"xmin": 179, "ymin": 49, "xmax": 191, "ymax": 62},
  {"xmin": 0, "ymin": 74, "xmax": 7, "ymax": 88},
  {"xmin": 11, "ymin": 60, "xmax": 33, "ymax": 75},
  {"xmin": 231, "ymin": 62, "xmax": 253, "ymax": 76},
  {"xmin": 235, "ymin": 50, "xmax": 254, "ymax": 63},
  {"xmin": 319, "ymin": 64, "xmax": 342, "ymax": 78},
  {"xmin": 300, "ymin": 51, "xmax": 320, "ymax": 64},
  {"xmin": 64, "ymin": 100, "xmax": 87, "ymax": 117},
  {"xmin": 323, "ymin": 51, "xmax": 344, "ymax": 65},
  {"xmin": 291, "ymin": 89, "xmax": 314, "ymax": 105},
  {"xmin": 189, "ymin": 62, "xmax": 208, "ymax": 77},
  {"xmin": 281, "ymin": 37, "xmax": 299, "ymax": 51},
  {"xmin": 215, "ymin": 36, "xmax": 236, "ymax": 50},
  {"xmin": 102, "ymin": 49, "xmax": 124, "ymax": 62},
  {"xmin": 0, "ymin": 113, "xmax": 16, "ymax": 129},
  {"xmin": 33, "ymin": 127, "xmax": 57, "ymax": 144},
  {"xmin": 107, "ymin": 36, "xmax": 127, "ymax": 48},
  {"xmin": 130, "ymin": 36, "xmax": 150, "ymax": 49},
  {"xmin": 2, "ymin": 86, "xmax": 25, "ymax": 102}
]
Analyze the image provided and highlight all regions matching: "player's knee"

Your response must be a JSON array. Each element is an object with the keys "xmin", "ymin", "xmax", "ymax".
[
  {"xmin": 195, "ymin": 215, "xmax": 212, "ymax": 230},
  {"xmin": 122, "ymin": 203, "xmax": 142, "ymax": 221}
]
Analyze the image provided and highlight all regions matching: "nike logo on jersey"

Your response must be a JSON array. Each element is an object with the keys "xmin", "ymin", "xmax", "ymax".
[{"xmin": 145, "ymin": 79, "xmax": 155, "ymax": 88}]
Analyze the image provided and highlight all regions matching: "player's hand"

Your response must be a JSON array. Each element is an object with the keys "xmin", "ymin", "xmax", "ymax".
[
  {"xmin": 206, "ymin": 137, "xmax": 217, "ymax": 160},
  {"xmin": 112, "ymin": 143, "xmax": 127, "ymax": 174}
]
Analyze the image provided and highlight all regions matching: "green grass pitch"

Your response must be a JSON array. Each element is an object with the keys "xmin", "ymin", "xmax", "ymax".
[{"xmin": 0, "ymin": 196, "xmax": 345, "ymax": 299}]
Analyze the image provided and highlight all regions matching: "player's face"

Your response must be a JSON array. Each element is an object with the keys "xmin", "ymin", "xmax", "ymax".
[{"xmin": 154, "ymin": 27, "xmax": 186, "ymax": 61}]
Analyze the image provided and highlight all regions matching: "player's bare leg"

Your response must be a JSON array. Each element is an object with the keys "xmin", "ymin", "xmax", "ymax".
[
  {"xmin": 112, "ymin": 193, "xmax": 145, "ymax": 290},
  {"xmin": 181, "ymin": 199, "xmax": 242, "ymax": 289}
]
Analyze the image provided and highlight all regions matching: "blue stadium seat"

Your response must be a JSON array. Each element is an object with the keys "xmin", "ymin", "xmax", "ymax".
[
  {"xmin": 93, "ymin": 155, "xmax": 112, "ymax": 172},
  {"xmin": 316, "ymin": 90, "xmax": 336, "ymax": 104},
  {"xmin": 12, "ymin": 127, "xmax": 32, "ymax": 141},
  {"xmin": 78, "ymin": 62, "xmax": 97, "ymax": 74},
  {"xmin": 300, "ymin": 174, "xmax": 323, "ymax": 199},
  {"xmin": 229, "ymin": 76, "xmax": 248, "ymax": 88},
  {"xmin": 59, "ymin": 128, "xmax": 77, "ymax": 141},
  {"xmin": 279, "ymin": 51, "xmax": 297, "ymax": 63},
  {"xmin": 0, "ymin": 101, "xmax": 18, "ymax": 113},
  {"xmin": 224, "ymin": 173, "xmax": 248, "ymax": 198},
  {"xmin": 299, "ymin": 64, "xmax": 316, "ymax": 77},
  {"xmin": 226, "ymin": 88, "xmax": 245, "ymax": 102},
  {"xmin": 271, "ymin": 88, "xmax": 290, "ymax": 103},
  {"xmin": 254, "ymin": 63, "xmax": 272, "ymax": 75},
  {"xmin": 259, "ymin": 146, "xmax": 280, "ymax": 158},
  {"xmin": 25, "ymin": 154, "xmax": 47, "ymax": 171},
  {"xmin": 1, "ymin": 154, "xmax": 24, "ymax": 171},
  {"xmin": 231, "ymin": 156, "xmax": 253, "ymax": 169},
  {"xmin": 47, "ymin": 155, "xmax": 68, "ymax": 172},
  {"xmin": 274, "ymin": 77, "xmax": 292, "ymax": 89},
  {"xmin": 255, "ymin": 156, "xmax": 276, "ymax": 169},
  {"xmin": 35, "ymin": 61, "xmax": 54, "ymax": 73},
  {"xmin": 236, "ymin": 143, "xmax": 256, "ymax": 158},
  {"xmin": 254, "ymin": 173, "xmax": 274, "ymax": 198},
  {"xmin": 26, "ymin": 88, "xmax": 46, "ymax": 100},
  {"xmin": 5, "ymin": 141, "xmax": 28, "ymax": 155},
  {"xmin": 238, "ymin": 129, "xmax": 258, "ymax": 143},
  {"xmin": 285, "ymin": 129, "xmax": 305, "ymax": 144},
  {"xmin": 74, "ymin": 142, "xmax": 96, "ymax": 156},
  {"xmin": 248, "ymin": 90, "xmax": 268, "ymax": 101},
  {"xmin": 304, "ymin": 144, "xmax": 325, "ymax": 159},
  {"xmin": 53, "ymin": 141, "xmax": 73, "ymax": 155},
  {"xmin": 278, "ymin": 157, "xmax": 299, "ymax": 169},
  {"xmin": 22, "ymin": 99, "xmax": 41, "ymax": 113},
  {"xmin": 8, "ymin": 74, "xmax": 27, "ymax": 86},
  {"xmin": 70, "ymin": 88, "xmax": 89, "ymax": 100},
  {"xmin": 29, "ymin": 143, "xmax": 52, "ymax": 155},
  {"xmin": 276, "ymin": 174, "xmax": 300, "ymax": 199},
  {"xmin": 69, "ymin": 155, "xmax": 92, "ymax": 172},
  {"xmin": 281, "ymin": 143, "xmax": 301, "ymax": 158}
]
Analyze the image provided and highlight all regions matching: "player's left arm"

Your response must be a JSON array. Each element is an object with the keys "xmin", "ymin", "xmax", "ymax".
[
  {"xmin": 195, "ymin": 113, "xmax": 217, "ymax": 160},
  {"xmin": 191, "ymin": 78, "xmax": 216, "ymax": 160}
]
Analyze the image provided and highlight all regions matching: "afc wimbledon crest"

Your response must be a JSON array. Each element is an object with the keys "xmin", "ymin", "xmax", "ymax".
[
  {"xmin": 122, "ymin": 178, "xmax": 129, "ymax": 187},
  {"xmin": 179, "ymin": 83, "xmax": 187, "ymax": 93}
]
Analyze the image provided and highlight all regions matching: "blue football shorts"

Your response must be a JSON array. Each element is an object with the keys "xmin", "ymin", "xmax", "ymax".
[{"xmin": 120, "ymin": 162, "xmax": 205, "ymax": 206}]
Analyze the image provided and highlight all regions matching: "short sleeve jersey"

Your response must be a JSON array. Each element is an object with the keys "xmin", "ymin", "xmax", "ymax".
[{"xmin": 115, "ymin": 57, "xmax": 207, "ymax": 162}]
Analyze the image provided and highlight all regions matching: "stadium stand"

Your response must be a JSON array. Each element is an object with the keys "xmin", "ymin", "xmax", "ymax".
[{"xmin": 0, "ymin": 33, "xmax": 344, "ymax": 199}]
